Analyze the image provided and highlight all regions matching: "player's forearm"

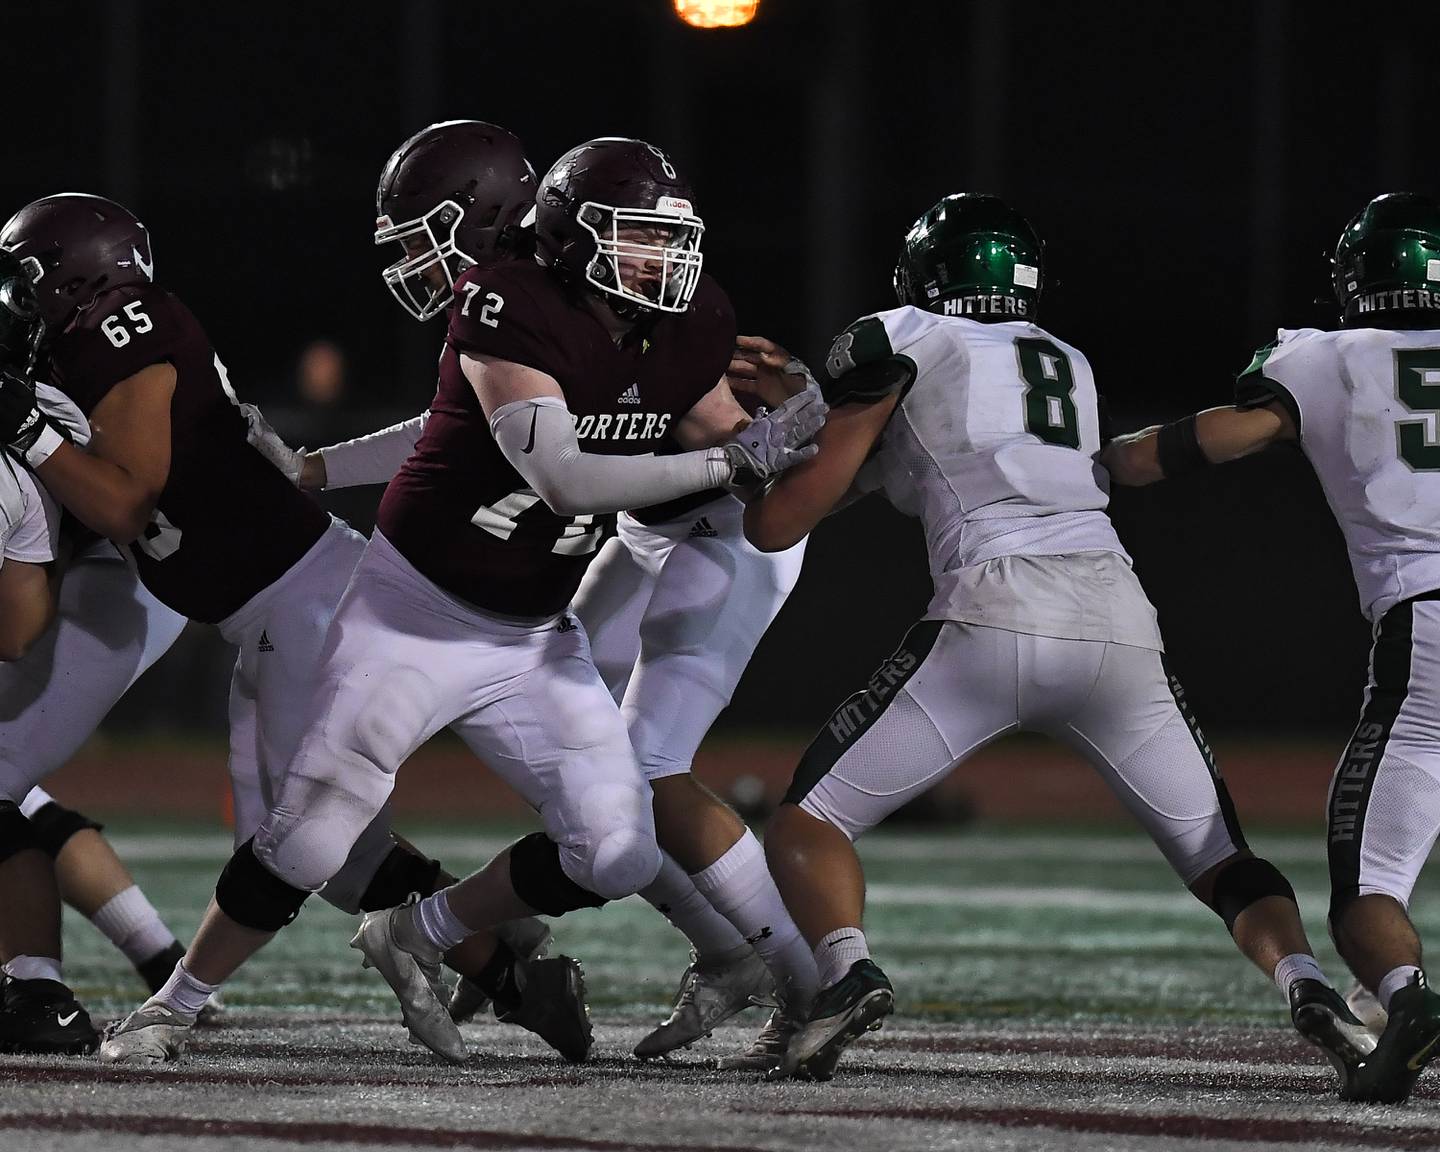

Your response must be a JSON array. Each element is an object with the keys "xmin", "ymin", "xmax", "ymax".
[
  {"xmin": 316, "ymin": 414, "xmax": 428, "ymax": 490},
  {"xmin": 491, "ymin": 399, "xmax": 731, "ymax": 516},
  {"xmin": 34, "ymin": 441, "xmax": 159, "ymax": 542},
  {"xmin": 1104, "ymin": 406, "xmax": 1286, "ymax": 487}
]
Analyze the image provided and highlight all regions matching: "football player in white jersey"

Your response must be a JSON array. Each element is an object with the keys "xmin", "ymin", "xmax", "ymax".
[
  {"xmin": 1104, "ymin": 192, "xmax": 1440, "ymax": 1104},
  {"xmin": 741, "ymin": 193, "xmax": 1371, "ymax": 1085}
]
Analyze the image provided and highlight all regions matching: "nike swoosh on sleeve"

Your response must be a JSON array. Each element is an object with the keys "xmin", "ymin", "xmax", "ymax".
[{"xmin": 521, "ymin": 407, "xmax": 539, "ymax": 454}]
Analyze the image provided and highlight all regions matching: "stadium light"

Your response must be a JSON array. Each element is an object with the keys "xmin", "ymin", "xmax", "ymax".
[{"xmin": 673, "ymin": 0, "xmax": 760, "ymax": 29}]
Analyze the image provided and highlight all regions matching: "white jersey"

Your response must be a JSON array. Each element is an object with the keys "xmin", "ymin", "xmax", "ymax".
[
  {"xmin": 831, "ymin": 306, "xmax": 1160, "ymax": 649},
  {"xmin": 0, "ymin": 382, "xmax": 96, "ymax": 568},
  {"xmin": 1236, "ymin": 327, "xmax": 1440, "ymax": 621},
  {"xmin": 0, "ymin": 458, "xmax": 52, "ymax": 567}
]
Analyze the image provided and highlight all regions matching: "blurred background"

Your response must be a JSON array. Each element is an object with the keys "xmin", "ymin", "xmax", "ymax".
[{"xmin": 9, "ymin": 0, "xmax": 1440, "ymax": 822}]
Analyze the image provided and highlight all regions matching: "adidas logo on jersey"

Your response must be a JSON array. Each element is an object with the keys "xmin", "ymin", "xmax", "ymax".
[
  {"xmin": 258, "ymin": 630, "xmax": 274, "ymax": 653},
  {"xmin": 688, "ymin": 517, "xmax": 718, "ymax": 538},
  {"xmin": 617, "ymin": 383, "xmax": 642, "ymax": 404}
]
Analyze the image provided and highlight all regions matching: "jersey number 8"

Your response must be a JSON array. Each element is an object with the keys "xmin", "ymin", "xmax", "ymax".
[{"xmin": 1015, "ymin": 338, "xmax": 1080, "ymax": 449}]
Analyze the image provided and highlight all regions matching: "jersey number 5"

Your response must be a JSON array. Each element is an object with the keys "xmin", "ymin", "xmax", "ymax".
[
  {"xmin": 1015, "ymin": 338, "xmax": 1079, "ymax": 449},
  {"xmin": 1396, "ymin": 348, "xmax": 1440, "ymax": 471}
]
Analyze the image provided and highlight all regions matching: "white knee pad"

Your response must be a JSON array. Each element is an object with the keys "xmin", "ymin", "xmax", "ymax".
[
  {"xmin": 553, "ymin": 780, "xmax": 660, "ymax": 900},
  {"xmin": 254, "ymin": 748, "xmax": 399, "ymax": 892},
  {"xmin": 345, "ymin": 663, "xmax": 442, "ymax": 772}
]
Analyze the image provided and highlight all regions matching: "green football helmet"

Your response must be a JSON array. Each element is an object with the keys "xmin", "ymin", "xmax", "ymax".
[
  {"xmin": 0, "ymin": 248, "xmax": 41, "ymax": 376},
  {"xmin": 893, "ymin": 193, "xmax": 1043, "ymax": 322},
  {"xmin": 1332, "ymin": 192, "xmax": 1440, "ymax": 328}
]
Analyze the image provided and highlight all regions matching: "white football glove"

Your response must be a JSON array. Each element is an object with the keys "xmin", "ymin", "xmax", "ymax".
[
  {"xmin": 722, "ymin": 386, "xmax": 828, "ymax": 485},
  {"xmin": 241, "ymin": 402, "xmax": 305, "ymax": 485}
]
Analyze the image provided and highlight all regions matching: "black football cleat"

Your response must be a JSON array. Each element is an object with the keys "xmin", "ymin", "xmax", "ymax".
[
  {"xmin": 1344, "ymin": 971, "xmax": 1440, "ymax": 1104},
  {"xmin": 0, "ymin": 975, "xmax": 99, "ymax": 1055},
  {"xmin": 773, "ymin": 959, "xmax": 894, "ymax": 1081},
  {"xmin": 1289, "ymin": 977, "xmax": 1376, "ymax": 1096},
  {"xmin": 494, "ymin": 955, "xmax": 594, "ymax": 1063}
]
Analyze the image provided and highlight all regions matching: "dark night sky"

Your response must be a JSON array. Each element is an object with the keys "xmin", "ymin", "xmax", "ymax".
[{"xmin": 10, "ymin": 1, "xmax": 1440, "ymax": 736}]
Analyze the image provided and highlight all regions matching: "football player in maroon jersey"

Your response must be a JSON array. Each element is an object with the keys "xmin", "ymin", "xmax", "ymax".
[
  {"xmin": 0, "ymin": 144, "xmax": 585, "ymax": 1062},
  {"xmin": 248, "ymin": 226, "xmax": 821, "ymax": 1068},
  {"xmin": 97, "ymin": 136, "xmax": 826, "ymax": 1065}
]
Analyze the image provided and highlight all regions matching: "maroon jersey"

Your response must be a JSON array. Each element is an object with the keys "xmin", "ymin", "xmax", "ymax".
[
  {"xmin": 378, "ymin": 260, "xmax": 735, "ymax": 616},
  {"xmin": 42, "ymin": 284, "xmax": 328, "ymax": 622}
]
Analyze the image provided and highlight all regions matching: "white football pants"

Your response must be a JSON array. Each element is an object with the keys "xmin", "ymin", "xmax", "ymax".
[
  {"xmin": 254, "ymin": 529, "xmax": 658, "ymax": 904},
  {"xmin": 573, "ymin": 495, "xmax": 806, "ymax": 779},
  {"xmin": 791, "ymin": 619, "xmax": 1245, "ymax": 885}
]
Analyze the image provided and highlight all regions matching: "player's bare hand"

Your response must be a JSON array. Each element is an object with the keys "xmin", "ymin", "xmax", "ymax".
[
  {"xmin": 721, "ymin": 387, "xmax": 828, "ymax": 485},
  {"xmin": 728, "ymin": 335, "xmax": 817, "ymax": 406}
]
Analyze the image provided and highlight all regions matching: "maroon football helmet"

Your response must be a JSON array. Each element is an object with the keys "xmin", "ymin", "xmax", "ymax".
[
  {"xmin": 0, "ymin": 194, "xmax": 153, "ymax": 332},
  {"xmin": 375, "ymin": 120, "xmax": 537, "ymax": 321},
  {"xmin": 535, "ymin": 137, "xmax": 704, "ymax": 316}
]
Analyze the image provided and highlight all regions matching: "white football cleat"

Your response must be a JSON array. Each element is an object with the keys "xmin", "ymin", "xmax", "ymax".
[
  {"xmin": 1346, "ymin": 979, "xmax": 1388, "ymax": 1035},
  {"xmin": 351, "ymin": 906, "xmax": 466, "ymax": 1064},
  {"xmin": 634, "ymin": 949, "xmax": 773, "ymax": 1060},
  {"xmin": 98, "ymin": 1003, "xmax": 194, "ymax": 1064},
  {"xmin": 717, "ymin": 1006, "xmax": 802, "ymax": 1071}
]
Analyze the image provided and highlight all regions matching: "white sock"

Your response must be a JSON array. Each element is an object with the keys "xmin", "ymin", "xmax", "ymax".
[
  {"xmin": 640, "ymin": 851, "xmax": 749, "ymax": 965},
  {"xmin": 411, "ymin": 888, "xmax": 472, "ymax": 952},
  {"xmin": 814, "ymin": 927, "xmax": 870, "ymax": 990},
  {"xmin": 147, "ymin": 960, "xmax": 217, "ymax": 1022},
  {"xmin": 1272, "ymin": 952, "xmax": 1329, "ymax": 997},
  {"xmin": 692, "ymin": 830, "xmax": 819, "ymax": 1012},
  {"xmin": 3, "ymin": 954, "xmax": 63, "ymax": 984},
  {"xmin": 1378, "ymin": 964, "xmax": 1423, "ymax": 1011},
  {"xmin": 91, "ymin": 885, "xmax": 178, "ymax": 966}
]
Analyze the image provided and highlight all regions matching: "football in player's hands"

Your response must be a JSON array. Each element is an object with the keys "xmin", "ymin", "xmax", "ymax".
[
  {"xmin": 722, "ymin": 387, "xmax": 828, "ymax": 485},
  {"xmin": 240, "ymin": 402, "xmax": 306, "ymax": 486}
]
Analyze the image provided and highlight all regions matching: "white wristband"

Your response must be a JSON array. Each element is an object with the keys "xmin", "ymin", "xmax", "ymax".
[{"xmin": 23, "ymin": 422, "xmax": 65, "ymax": 468}]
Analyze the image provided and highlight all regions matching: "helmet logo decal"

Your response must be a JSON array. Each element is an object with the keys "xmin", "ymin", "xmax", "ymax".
[
  {"xmin": 646, "ymin": 144, "xmax": 677, "ymax": 180},
  {"xmin": 827, "ymin": 331, "xmax": 856, "ymax": 377},
  {"xmin": 131, "ymin": 246, "xmax": 154, "ymax": 282},
  {"xmin": 656, "ymin": 196, "xmax": 694, "ymax": 217}
]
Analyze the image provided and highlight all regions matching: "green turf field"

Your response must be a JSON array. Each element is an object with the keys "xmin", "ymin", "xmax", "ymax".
[
  {"xmin": 11, "ymin": 822, "xmax": 1440, "ymax": 1152},
  {"xmin": 66, "ymin": 822, "xmax": 1434, "ymax": 1030}
]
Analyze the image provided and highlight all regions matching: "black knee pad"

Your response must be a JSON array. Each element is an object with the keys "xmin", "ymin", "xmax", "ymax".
[
  {"xmin": 358, "ymin": 842, "xmax": 444, "ymax": 912},
  {"xmin": 0, "ymin": 799, "xmax": 40, "ymax": 866},
  {"xmin": 27, "ymin": 801, "xmax": 104, "ymax": 858},
  {"xmin": 1208, "ymin": 856, "xmax": 1296, "ymax": 932},
  {"xmin": 508, "ymin": 831, "xmax": 607, "ymax": 916},
  {"xmin": 214, "ymin": 836, "xmax": 311, "ymax": 931}
]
